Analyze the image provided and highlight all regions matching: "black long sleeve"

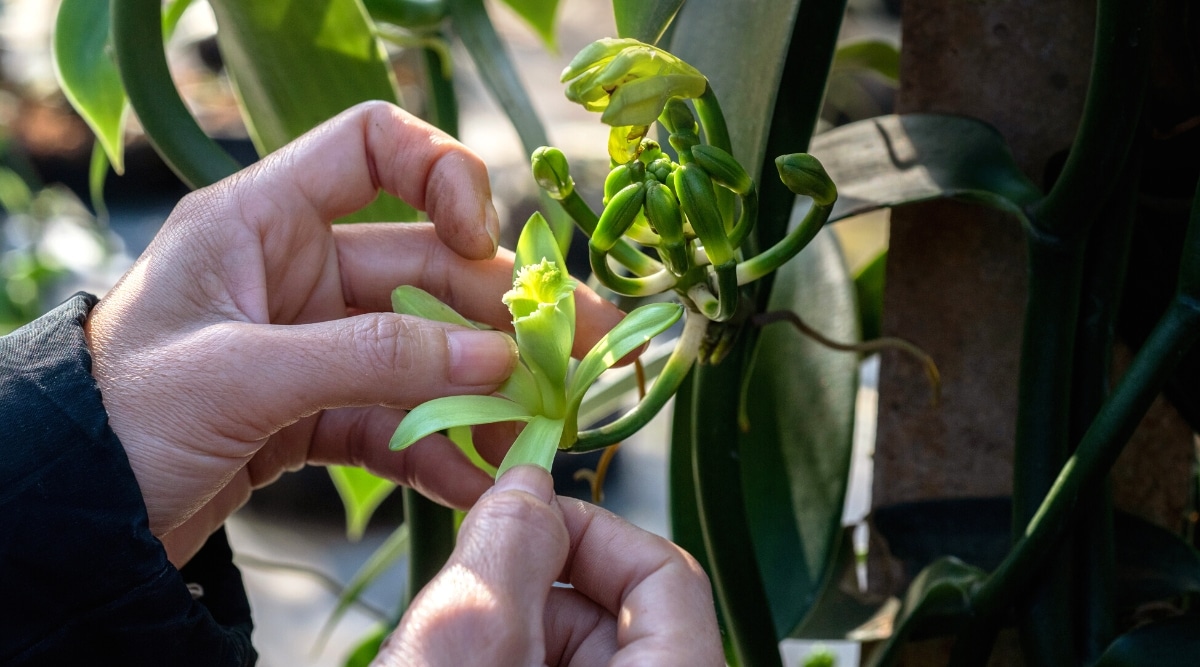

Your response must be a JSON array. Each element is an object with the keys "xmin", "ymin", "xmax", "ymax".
[{"xmin": 0, "ymin": 293, "xmax": 257, "ymax": 665}]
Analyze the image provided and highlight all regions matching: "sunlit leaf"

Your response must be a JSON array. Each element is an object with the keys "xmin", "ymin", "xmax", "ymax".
[
  {"xmin": 496, "ymin": 0, "xmax": 560, "ymax": 50},
  {"xmin": 831, "ymin": 39, "xmax": 900, "ymax": 82},
  {"xmin": 208, "ymin": 0, "xmax": 415, "ymax": 222},
  {"xmin": 613, "ymin": 0, "xmax": 684, "ymax": 45},
  {"xmin": 328, "ymin": 466, "xmax": 397, "ymax": 541},
  {"xmin": 739, "ymin": 227, "xmax": 860, "ymax": 638},
  {"xmin": 811, "ymin": 114, "xmax": 1043, "ymax": 224},
  {"xmin": 496, "ymin": 415, "xmax": 565, "ymax": 476},
  {"xmin": 53, "ymin": 0, "xmax": 127, "ymax": 173},
  {"xmin": 390, "ymin": 395, "xmax": 533, "ymax": 450}
]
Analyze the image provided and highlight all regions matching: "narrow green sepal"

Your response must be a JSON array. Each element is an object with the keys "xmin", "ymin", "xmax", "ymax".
[
  {"xmin": 496, "ymin": 415, "xmax": 566, "ymax": 476},
  {"xmin": 390, "ymin": 395, "xmax": 534, "ymax": 450}
]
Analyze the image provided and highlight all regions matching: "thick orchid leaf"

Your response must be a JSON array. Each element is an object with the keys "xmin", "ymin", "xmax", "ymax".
[
  {"xmin": 390, "ymin": 395, "xmax": 533, "ymax": 450},
  {"xmin": 208, "ymin": 0, "xmax": 415, "ymax": 222},
  {"xmin": 391, "ymin": 285, "xmax": 476, "ymax": 328},
  {"xmin": 739, "ymin": 227, "xmax": 860, "ymax": 639},
  {"xmin": 328, "ymin": 465, "xmax": 397, "ymax": 541},
  {"xmin": 496, "ymin": 415, "xmax": 565, "ymax": 476},
  {"xmin": 866, "ymin": 557, "xmax": 988, "ymax": 667},
  {"xmin": 496, "ymin": 0, "xmax": 559, "ymax": 50},
  {"xmin": 1094, "ymin": 613, "xmax": 1200, "ymax": 667},
  {"xmin": 566, "ymin": 302, "xmax": 683, "ymax": 407},
  {"xmin": 613, "ymin": 0, "xmax": 684, "ymax": 45},
  {"xmin": 317, "ymin": 522, "xmax": 408, "ymax": 652},
  {"xmin": 53, "ymin": 0, "xmax": 128, "ymax": 173},
  {"xmin": 811, "ymin": 114, "xmax": 1043, "ymax": 224}
]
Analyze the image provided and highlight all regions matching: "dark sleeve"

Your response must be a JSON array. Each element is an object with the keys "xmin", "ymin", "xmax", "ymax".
[{"xmin": 0, "ymin": 293, "xmax": 257, "ymax": 666}]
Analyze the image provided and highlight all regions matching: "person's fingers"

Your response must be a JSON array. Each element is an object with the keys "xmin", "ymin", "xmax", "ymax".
[
  {"xmin": 298, "ymin": 406, "xmax": 494, "ymax": 509},
  {"xmin": 377, "ymin": 467, "xmax": 568, "ymax": 666},
  {"xmin": 332, "ymin": 222, "xmax": 629, "ymax": 359},
  {"xmin": 542, "ymin": 587, "xmax": 619, "ymax": 667},
  {"xmin": 191, "ymin": 314, "xmax": 517, "ymax": 442},
  {"xmin": 552, "ymin": 498, "xmax": 725, "ymax": 666},
  {"xmin": 219, "ymin": 101, "xmax": 500, "ymax": 261}
]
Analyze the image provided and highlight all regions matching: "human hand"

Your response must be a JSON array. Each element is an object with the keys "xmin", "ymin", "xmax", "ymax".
[
  {"xmin": 378, "ymin": 466, "xmax": 724, "ymax": 666},
  {"xmin": 84, "ymin": 102, "xmax": 625, "ymax": 565}
]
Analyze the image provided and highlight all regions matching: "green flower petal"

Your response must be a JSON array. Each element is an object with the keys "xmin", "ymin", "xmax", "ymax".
[
  {"xmin": 498, "ymin": 361, "xmax": 544, "ymax": 414},
  {"xmin": 390, "ymin": 395, "xmax": 533, "ymax": 450},
  {"xmin": 566, "ymin": 302, "xmax": 683, "ymax": 407},
  {"xmin": 496, "ymin": 415, "xmax": 566, "ymax": 476}
]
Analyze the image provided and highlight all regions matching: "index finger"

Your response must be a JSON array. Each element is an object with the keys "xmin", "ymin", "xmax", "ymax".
[
  {"xmin": 226, "ymin": 100, "xmax": 499, "ymax": 260},
  {"xmin": 556, "ymin": 498, "xmax": 724, "ymax": 665}
]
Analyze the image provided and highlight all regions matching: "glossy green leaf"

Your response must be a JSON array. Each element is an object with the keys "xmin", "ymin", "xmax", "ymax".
[
  {"xmin": 866, "ymin": 557, "xmax": 989, "ymax": 667},
  {"xmin": 496, "ymin": 0, "xmax": 559, "ymax": 50},
  {"xmin": 738, "ymin": 226, "xmax": 860, "ymax": 639},
  {"xmin": 496, "ymin": 415, "xmax": 565, "ymax": 476},
  {"xmin": 328, "ymin": 465, "xmax": 397, "ymax": 541},
  {"xmin": 53, "ymin": 0, "xmax": 128, "ymax": 173},
  {"xmin": 613, "ymin": 0, "xmax": 684, "ymax": 45},
  {"xmin": 566, "ymin": 302, "xmax": 683, "ymax": 406},
  {"xmin": 1094, "ymin": 613, "xmax": 1200, "ymax": 667},
  {"xmin": 390, "ymin": 395, "xmax": 533, "ymax": 450},
  {"xmin": 318, "ymin": 523, "xmax": 408, "ymax": 650},
  {"xmin": 810, "ymin": 114, "xmax": 1043, "ymax": 224},
  {"xmin": 208, "ymin": 0, "xmax": 415, "ymax": 222},
  {"xmin": 391, "ymin": 285, "xmax": 475, "ymax": 328}
]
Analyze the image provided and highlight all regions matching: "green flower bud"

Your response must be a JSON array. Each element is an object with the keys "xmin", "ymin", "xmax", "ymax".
[
  {"xmin": 663, "ymin": 99, "xmax": 700, "ymax": 157},
  {"xmin": 647, "ymin": 157, "xmax": 677, "ymax": 185},
  {"xmin": 593, "ymin": 181, "xmax": 647, "ymax": 252},
  {"xmin": 775, "ymin": 153, "xmax": 838, "ymax": 207},
  {"xmin": 692, "ymin": 144, "xmax": 752, "ymax": 196},
  {"xmin": 644, "ymin": 181, "xmax": 689, "ymax": 275},
  {"xmin": 603, "ymin": 163, "xmax": 636, "ymax": 205},
  {"xmin": 531, "ymin": 146, "xmax": 574, "ymax": 200},
  {"xmin": 676, "ymin": 163, "xmax": 734, "ymax": 266},
  {"xmin": 637, "ymin": 139, "xmax": 665, "ymax": 165}
]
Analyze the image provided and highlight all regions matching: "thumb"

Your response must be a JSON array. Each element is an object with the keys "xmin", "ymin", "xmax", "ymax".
[
  {"xmin": 209, "ymin": 313, "xmax": 518, "ymax": 437},
  {"xmin": 377, "ymin": 467, "xmax": 568, "ymax": 666}
]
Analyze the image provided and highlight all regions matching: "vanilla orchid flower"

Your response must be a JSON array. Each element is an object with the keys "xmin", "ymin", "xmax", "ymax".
[{"xmin": 390, "ymin": 212, "xmax": 682, "ymax": 476}]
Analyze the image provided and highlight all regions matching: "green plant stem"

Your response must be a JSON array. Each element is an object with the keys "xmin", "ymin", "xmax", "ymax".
[
  {"xmin": 690, "ymin": 335, "xmax": 781, "ymax": 667},
  {"xmin": 111, "ymin": 0, "xmax": 241, "ymax": 188},
  {"xmin": 569, "ymin": 310, "xmax": 705, "ymax": 451},
  {"xmin": 401, "ymin": 487, "xmax": 456, "ymax": 610},
  {"xmin": 588, "ymin": 244, "xmax": 677, "ymax": 296},
  {"xmin": 1010, "ymin": 0, "xmax": 1151, "ymax": 661},
  {"xmin": 554, "ymin": 190, "xmax": 661, "ymax": 276},
  {"xmin": 736, "ymin": 203, "xmax": 832, "ymax": 284},
  {"xmin": 972, "ymin": 295, "xmax": 1200, "ymax": 619}
]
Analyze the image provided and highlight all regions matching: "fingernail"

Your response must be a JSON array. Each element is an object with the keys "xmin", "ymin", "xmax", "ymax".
[
  {"xmin": 448, "ymin": 330, "xmax": 517, "ymax": 385},
  {"xmin": 484, "ymin": 201, "xmax": 500, "ymax": 256},
  {"xmin": 493, "ymin": 465, "xmax": 554, "ymax": 504}
]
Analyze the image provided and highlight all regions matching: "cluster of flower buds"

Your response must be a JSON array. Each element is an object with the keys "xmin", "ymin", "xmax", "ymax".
[{"xmin": 533, "ymin": 37, "xmax": 839, "ymax": 327}]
